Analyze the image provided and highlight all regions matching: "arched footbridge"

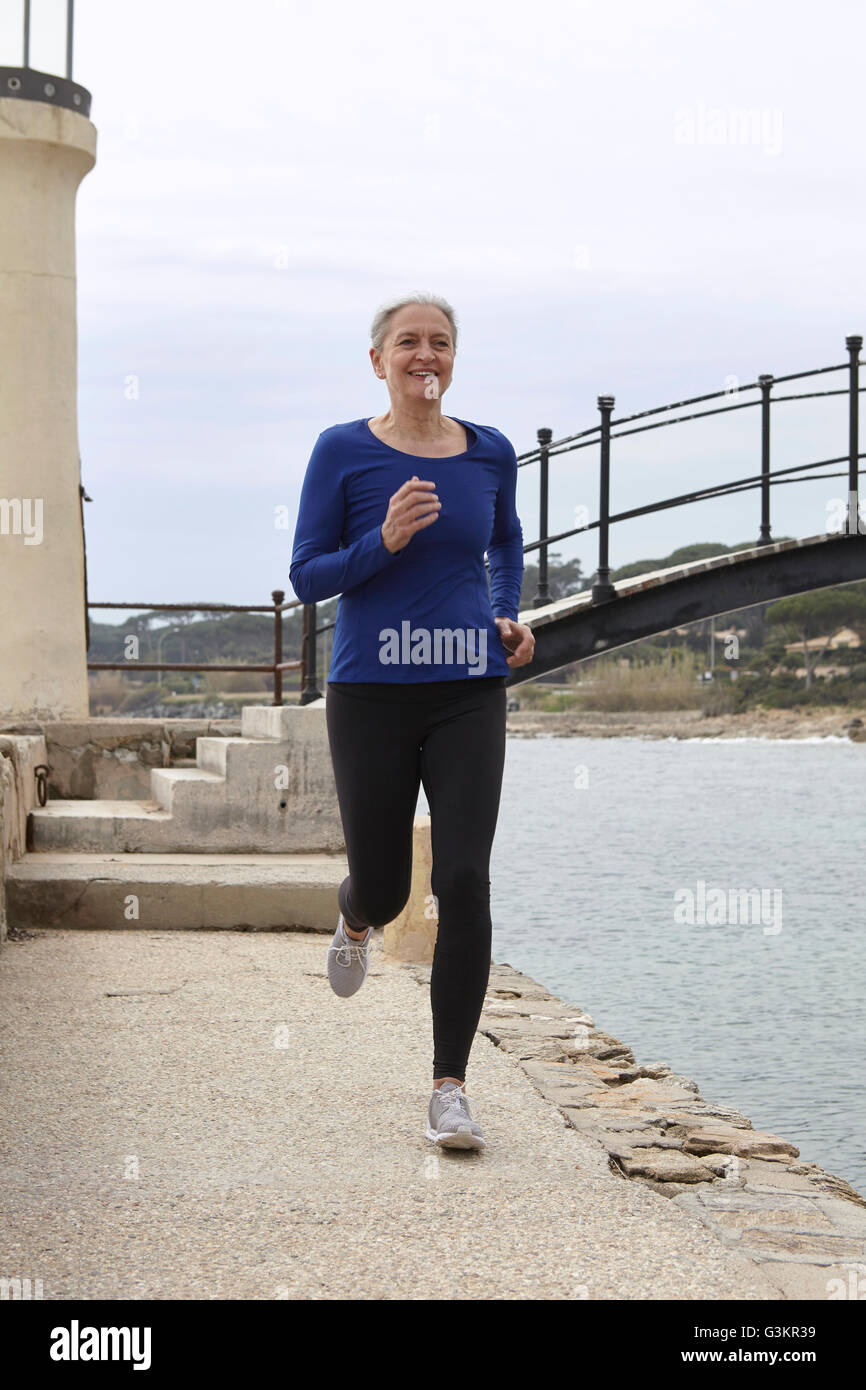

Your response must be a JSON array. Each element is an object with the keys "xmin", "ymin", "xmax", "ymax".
[
  {"xmin": 514, "ymin": 532, "xmax": 866, "ymax": 684},
  {"xmin": 503, "ymin": 333, "xmax": 866, "ymax": 686}
]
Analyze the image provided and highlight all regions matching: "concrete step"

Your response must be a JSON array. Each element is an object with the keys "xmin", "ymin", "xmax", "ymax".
[
  {"xmin": 26, "ymin": 704, "xmax": 344, "ymax": 854},
  {"xmin": 191, "ymin": 736, "xmax": 295, "ymax": 786},
  {"xmin": 30, "ymin": 799, "xmax": 172, "ymax": 851},
  {"xmin": 195, "ymin": 735, "xmax": 269, "ymax": 775},
  {"xmin": 150, "ymin": 766, "xmax": 226, "ymax": 811},
  {"xmin": 241, "ymin": 703, "xmax": 324, "ymax": 741},
  {"xmin": 6, "ymin": 851, "xmax": 347, "ymax": 930}
]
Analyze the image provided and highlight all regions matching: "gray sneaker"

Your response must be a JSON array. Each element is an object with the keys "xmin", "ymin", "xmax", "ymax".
[
  {"xmin": 426, "ymin": 1081, "xmax": 486, "ymax": 1150},
  {"xmin": 327, "ymin": 913, "xmax": 372, "ymax": 997}
]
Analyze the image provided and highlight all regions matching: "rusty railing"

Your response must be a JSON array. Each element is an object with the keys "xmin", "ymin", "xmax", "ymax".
[{"xmin": 86, "ymin": 591, "xmax": 327, "ymax": 707}]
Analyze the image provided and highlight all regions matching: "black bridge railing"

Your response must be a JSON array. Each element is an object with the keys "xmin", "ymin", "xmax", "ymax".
[{"xmin": 515, "ymin": 332, "xmax": 863, "ymax": 606}]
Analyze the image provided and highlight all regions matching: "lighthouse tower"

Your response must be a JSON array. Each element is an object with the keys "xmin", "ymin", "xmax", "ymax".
[{"xmin": 0, "ymin": 5, "xmax": 95, "ymax": 721}]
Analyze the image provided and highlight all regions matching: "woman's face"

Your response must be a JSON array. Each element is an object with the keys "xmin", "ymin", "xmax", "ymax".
[{"xmin": 371, "ymin": 306, "xmax": 455, "ymax": 405}]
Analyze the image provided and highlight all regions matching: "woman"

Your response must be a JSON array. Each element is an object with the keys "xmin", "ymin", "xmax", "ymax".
[{"xmin": 289, "ymin": 292, "xmax": 535, "ymax": 1150}]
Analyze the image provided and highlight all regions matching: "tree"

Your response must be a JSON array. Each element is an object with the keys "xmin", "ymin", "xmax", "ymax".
[
  {"xmin": 518, "ymin": 553, "xmax": 584, "ymax": 607},
  {"xmin": 765, "ymin": 590, "xmax": 866, "ymax": 688},
  {"xmin": 839, "ymin": 581, "xmax": 866, "ymax": 647}
]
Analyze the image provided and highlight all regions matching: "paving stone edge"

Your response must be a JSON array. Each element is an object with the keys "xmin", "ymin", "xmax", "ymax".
[{"xmin": 398, "ymin": 955, "xmax": 866, "ymax": 1299}]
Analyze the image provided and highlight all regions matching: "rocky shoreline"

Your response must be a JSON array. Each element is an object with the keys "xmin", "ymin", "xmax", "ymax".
[
  {"xmin": 402, "ymin": 956, "xmax": 866, "ymax": 1300},
  {"xmin": 506, "ymin": 705, "xmax": 866, "ymax": 741}
]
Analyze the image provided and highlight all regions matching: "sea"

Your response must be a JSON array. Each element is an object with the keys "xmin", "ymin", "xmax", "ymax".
[{"xmin": 417, "ymin": 733, "xmax": 866, "ymax": 1195}]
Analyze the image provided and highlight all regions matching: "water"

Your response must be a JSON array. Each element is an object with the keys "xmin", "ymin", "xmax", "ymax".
[{"xmin": 418, "ymin": 734, "xmax": 866, "ymax": 1195}]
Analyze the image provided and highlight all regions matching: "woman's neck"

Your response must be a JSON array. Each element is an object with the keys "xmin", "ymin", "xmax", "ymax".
[{"xmin": 373, "ymin": 405, "xmax": 451, "ymax": 442}]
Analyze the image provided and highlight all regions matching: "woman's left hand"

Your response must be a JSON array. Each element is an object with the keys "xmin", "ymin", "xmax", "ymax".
[{"xmin": 494, "ymin": 617, "xmax": 535, "ymax": 668}]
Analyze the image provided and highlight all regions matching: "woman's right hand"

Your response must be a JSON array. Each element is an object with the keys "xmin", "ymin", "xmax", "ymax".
[{"xmin": 381, "ymin": 475, "xmax": 441, "ymax": 554}]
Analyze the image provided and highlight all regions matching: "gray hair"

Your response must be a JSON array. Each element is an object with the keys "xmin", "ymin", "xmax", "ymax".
[{"xmin": 369, "ymin": 292, "xmax": 458, "ymax": 355}]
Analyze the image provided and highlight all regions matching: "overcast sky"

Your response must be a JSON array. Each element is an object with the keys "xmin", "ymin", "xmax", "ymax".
[{"xmin": 3, "ymin": 0, "xmax": 864, "ymax": 620}]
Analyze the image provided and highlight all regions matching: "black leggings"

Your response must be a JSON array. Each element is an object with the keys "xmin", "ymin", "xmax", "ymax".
[{"xmin": 325, "ymin": 675, "xmax": 507, "ymax": 1083}]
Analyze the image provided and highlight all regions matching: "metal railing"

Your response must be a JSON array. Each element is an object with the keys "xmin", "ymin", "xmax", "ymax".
[
  {"xmin": 14, "ymin": 0, "xmax": 75, "ymax": 78},
  {"xmin": 86, "ymin": 590, "xmax": 327, "ymax": 707},
  {"xmin": 515, "ymin": 332, "xmax": 864, "ymax": 607}
]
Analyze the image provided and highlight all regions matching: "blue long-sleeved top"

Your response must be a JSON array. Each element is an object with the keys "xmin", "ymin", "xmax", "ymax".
[{"xmin": 289, "ymin": 416, "xmax": 525, "ymax": 682}]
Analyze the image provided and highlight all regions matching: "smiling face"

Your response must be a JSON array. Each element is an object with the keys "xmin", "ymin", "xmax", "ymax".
[{"xmin": 370, "ymin": 305, "xmax": 455, "ymax": 405}]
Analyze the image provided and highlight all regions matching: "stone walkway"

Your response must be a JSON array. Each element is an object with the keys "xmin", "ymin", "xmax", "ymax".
[{"xmin": 0, "ymin": 928, "xmax": 831, "ymax": 1301}]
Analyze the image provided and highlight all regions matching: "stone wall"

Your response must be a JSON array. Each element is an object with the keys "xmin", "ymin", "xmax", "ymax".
[
  {"xmin": 0, "ymin": 733, "xmax": 47, "ymax": 948},
  {"xmin": 0, "ymin": 718, "xmax": 241, "ymax": 801}
]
